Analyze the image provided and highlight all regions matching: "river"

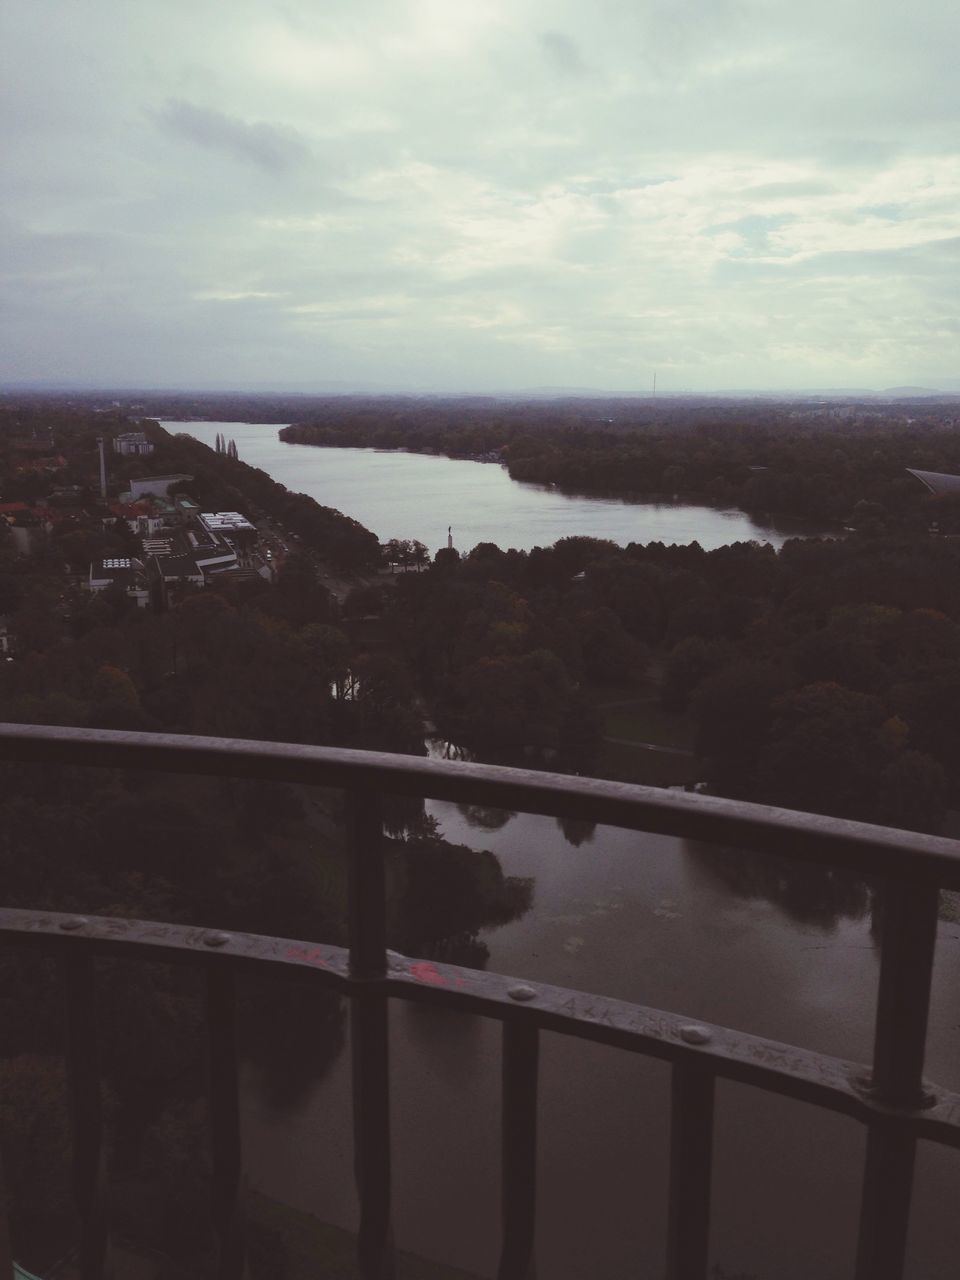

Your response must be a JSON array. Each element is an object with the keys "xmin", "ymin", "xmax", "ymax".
[
  {"xmin": 161, "ymin": 420, "xmax": 818, "ymax": 553},
  {"xmin": 168, "ymin": 420, "xmax": 958, "ymax": 1278}
]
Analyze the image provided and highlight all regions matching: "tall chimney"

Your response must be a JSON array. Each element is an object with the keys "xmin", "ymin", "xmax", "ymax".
[{"xmin": 97, "ymin": 437, "xmax": 107, "ymax": 499}]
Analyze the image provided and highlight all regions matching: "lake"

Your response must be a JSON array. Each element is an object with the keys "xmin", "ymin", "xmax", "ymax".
[
  {"xmin": 165, "ymin": 420, "xmax": 957, "ymax": 1278},
  {"xmin": 162, "ymin": 420, "xmax": 821, "ymax": 553},
  {"xmin": 241, "ymin": 799, "xmax": 960, "ymax": 1280}
]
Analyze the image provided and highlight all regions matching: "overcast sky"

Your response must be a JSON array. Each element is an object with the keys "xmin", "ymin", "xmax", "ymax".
[{"xmin": 2, "ymin": 0, "xmax": 958, "ymax": 394}]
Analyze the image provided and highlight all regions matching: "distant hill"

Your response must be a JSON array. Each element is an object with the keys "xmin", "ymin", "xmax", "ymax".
[{"xmin": 884, "ymin": 385, "xmax": 942, "ymax": 397}]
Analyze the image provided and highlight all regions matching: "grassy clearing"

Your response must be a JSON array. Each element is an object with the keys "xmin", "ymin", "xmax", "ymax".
[
  {"xmin": 600, "ymin": 700, "xmax": 694, "ymax": 751},
  {"xmin": 583, "ymin": 683, "xmax": 695, "ymax": 753},
  {"xmin": 599, "ymin": 740, "xmax": 698, "ymax": 788}
]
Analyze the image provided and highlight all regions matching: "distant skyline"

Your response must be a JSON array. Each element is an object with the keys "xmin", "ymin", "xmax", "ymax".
[{"xmin": 3, "ymin": 0, "xmax": 959, "ymax": 394}]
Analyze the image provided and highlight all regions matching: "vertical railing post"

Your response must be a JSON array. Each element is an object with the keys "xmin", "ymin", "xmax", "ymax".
[
  {"xmin": 497, "ymin": 1019, "xmax": 539, "ymax": 1280},
  {"xmin": 346, "ymin": 789, "xmax": 394, "ymax": 1280},
  {"xmin": 61, "ymin": 948, "xmax": 110, "ymax": 1280},
  {"xmin": 0, "ymin": 1142, "xmax": 13, "ymax": 1280},
  {"xmin": 666, "ymin": 1059, "xmax": 715, "ymax": 1280},
  {"xmin": 207, "ymin": 960, "xmax": 245, "ymax": 1280},
  {"xmin": 855, "ymin": 879, "xmax": 939, "ymax": 1280}
]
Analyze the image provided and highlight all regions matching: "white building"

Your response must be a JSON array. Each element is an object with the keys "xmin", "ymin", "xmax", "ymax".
[
  {"xmin": 113, "ymin": 432, "xmax": 155, "ymax": 457},
  {"xmin": 198, "ymin": 511, "xmax": 256, "ymax": 536}
]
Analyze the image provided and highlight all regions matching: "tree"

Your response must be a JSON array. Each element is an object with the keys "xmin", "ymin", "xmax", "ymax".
[
  {"xmin": 409, "ymin": 539, "xmax": 429, "ymax": 572},
  {"xmin": 572, "ymin": 606, "xmax": 647, "ymax": 685},
  {"xmin": 294, "ymin": 623, "xmax": 350, "ymax": 697},
  {"xmin": 695, "ymin": 660, "xmax": 790, "ymax": 796},
  {"xmin": 661, "ymin": 636, "xmax": 734, "ymax": 711},
  {"xmin": 754, "ymin": 681, "xmax": 946, "ymax": 832}
]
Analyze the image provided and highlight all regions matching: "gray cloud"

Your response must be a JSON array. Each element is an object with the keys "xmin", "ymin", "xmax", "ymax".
[
  {"xmin": 539, "ymin": 31, "xmax": 586, "ymax": 75},
  {"xmin": 154, "ymin": 99, "xmax": 310, "ymax": 174},
  {"xmin": 0, "ymin": 0, "xmax": 958, "ymax": 392}
]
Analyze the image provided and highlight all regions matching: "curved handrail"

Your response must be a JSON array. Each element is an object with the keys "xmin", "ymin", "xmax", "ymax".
[{"xmin": 0, "ymin": 721, "xmax": 957, "ymax": 885}]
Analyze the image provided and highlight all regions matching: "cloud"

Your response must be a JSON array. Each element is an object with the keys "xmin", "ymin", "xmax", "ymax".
[
  {"xmin": 539, "ymin": 31, "xmax": 586, "ymax": 75},
  {"xmin": 1, "ymin": 0, "xmax": 959, "ymax": 391},
  {"xmin": 153, "ymin": 99, "xmax": 310, "ymax": 173}
]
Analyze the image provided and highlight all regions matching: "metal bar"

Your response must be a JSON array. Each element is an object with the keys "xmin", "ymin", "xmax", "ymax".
[
  {"xmin": 870, "ymin": 881, "xmax": 939, "ymax": 1108},
  {"xmin": 853, "ymin": 880, "xmax": 939, "ymax": 1279},
  {"xmin": 347, "ymin": 790, "xmax": 388, "ymax": 981},
  {"xmin": 854, "ymin": 1121, "xmax": 916, "ymax": 1280},
  {"xmin": 0, "ymin": 1143, "xmax": 13, "ymax": 1280},
  {"xmin": 347, "ymin": 790, "xmax": 394, "ymax": 1279},
  {"xmin": 1, "ymin": 723, "xmax": 959, "ymax": 889},
  {"xmin": 207, "ymin": 962, "xmax": 244, "ymax": 1280},
  {"xmin": 61, "ymin": 950, "xmax": 109, "ymax": 1280},
  {"xmin": 666, "ymin": 1061, "xmax": 714, "ymax": 1280},
  {"xmin": 497, "ymin": 1020, "xmax": 539, "ymax": 1280},
  {"xmin": 7, "ymin": 911, "xmax": 960, "ymax": 1150}
]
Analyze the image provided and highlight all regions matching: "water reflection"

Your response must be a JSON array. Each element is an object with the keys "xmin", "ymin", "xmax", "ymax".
[
  {"xmin": 240, "ymin": 981, "xmax": 346, "ymax": 1114},
  {"xmin": 389, "ymin": 837, "xmax": 533, "ymax": 967},
  {"xmin": 683, "ymin": 839, "xmax": 873, "ymax": 932},
  {"xmin": 456, "ymin": 802, "xmax": 516, "ymax": 831},
  {"xmin": 556, "ymin": 815, "xmax": 597, "ymax": 847},
  {"xmin": 398, "ymin": 1002, "xmax": 486, "ymax": 1088}
]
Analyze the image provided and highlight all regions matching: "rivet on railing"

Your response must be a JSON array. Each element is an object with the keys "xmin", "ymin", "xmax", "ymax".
[
  {"xmin": 680, "ymin": 1024, "xmax": 712, "ymax": 1046},
  {"xmin": 508, "ymin": 984, "xmax": 537, "ymax": 1002},
  {"xmin": 203, "ymin": 932, "xmax": 232, "ymax": 948},
  {"xmin": 58, "ymin": 917, "xmax": 88, "ymax": 931}
]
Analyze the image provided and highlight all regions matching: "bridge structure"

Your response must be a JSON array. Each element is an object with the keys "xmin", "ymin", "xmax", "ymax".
[{"xmin": 0, "ymin": 722, "xmax": 958, "ymax": 1280}]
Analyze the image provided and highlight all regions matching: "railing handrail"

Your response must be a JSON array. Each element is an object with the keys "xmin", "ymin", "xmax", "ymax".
[
  {"xmin": 0, "ymin": 721, "xmax": 958, "ymax": 885},
  {"xmin": 0, "ymin": 721, "xmax": 955, "ymax": 1280}
]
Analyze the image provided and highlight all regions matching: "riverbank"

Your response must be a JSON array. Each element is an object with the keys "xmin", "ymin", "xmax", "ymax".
[{"xmin": 168, "ymin": 422, "xmax": 817, "ymax": 552}]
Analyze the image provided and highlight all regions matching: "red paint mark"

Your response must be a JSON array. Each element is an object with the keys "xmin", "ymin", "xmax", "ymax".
[
  {"xmin": 410, "ymin": 960, "xmax": 445, "ymax": 985},
  {"xmin": 285, "ymin": 944, "xmax": 328, "ymax": 967}
]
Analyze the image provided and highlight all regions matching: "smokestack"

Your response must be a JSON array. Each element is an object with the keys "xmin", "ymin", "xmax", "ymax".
[{"xmin": 97, "ymin": 437, "xmax": 107, "ymax": 499}]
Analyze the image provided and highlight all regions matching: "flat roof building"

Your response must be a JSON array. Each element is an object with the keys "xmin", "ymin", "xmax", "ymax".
[
  {"xmin": 198, "ymin": 511, "xmax": 256, "ymax": 535},
  {"xmin": 126, "ymin": 475, "xmax": 194, "ymax": 501},
  {"xmin": 113, "ymin": 432, "xmax": 155, "ymax": 457},
  {"xmin": 88, "ymin": 557, "xmax": 150, "ymax": 607}
]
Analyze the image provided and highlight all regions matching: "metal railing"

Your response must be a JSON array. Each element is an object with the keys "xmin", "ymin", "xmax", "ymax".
[{"xmin": 0, "ymin": 722, "xmax": 959, "ymax": 1280}]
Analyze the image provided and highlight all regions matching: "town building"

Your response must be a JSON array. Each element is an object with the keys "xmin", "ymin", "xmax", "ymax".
[
  {"xmin": 87, "ymin": 557, "xmax": 151, "ymax": 608},
  {"xmin": 104, "ymin": 499, "xmax": 169, "ymax": 538},
  {"xmin": 124, "ymin": 474, "xmax": 194, "ymax": 501},
  {"xmin": 113, "ymin": 432, "xmax": 155, "ymax": 457},
  {"xmin": 198, "ymin": 511, "xmax": 256, "ymax": 537}
]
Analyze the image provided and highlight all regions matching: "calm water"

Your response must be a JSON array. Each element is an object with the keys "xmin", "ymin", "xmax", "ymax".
[
  {"xmin": 163, "ymin": 420, "xmax": 818, "ymax": 552},
  {"xmin": 166, "ymin": 420, "xmax": 959, "ymax": 1277},
  {"xmin": 242, "ymin": 803, "xmax": 960, "ymax": 1280}
]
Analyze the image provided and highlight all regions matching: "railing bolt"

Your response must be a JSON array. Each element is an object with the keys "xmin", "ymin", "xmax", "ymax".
[
  {"xmin": 680, "ymin": 1024, "xmax": 712, "ymax": 1045},
  {"xmin": 203, "ymin": 932, "xmax": 232, "ymax": 948},
  {"xmin": 58, "ymin": 917, "xmax": 88, "ymax": 931},
  {"xmin": 508, "ymin": 984, "xmax": 537, "ymax": 1002}
]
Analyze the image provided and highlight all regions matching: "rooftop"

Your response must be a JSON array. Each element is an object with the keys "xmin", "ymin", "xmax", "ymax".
[{"xmin": 199, "ymin": 511, "xmax": 256, "ymax": 533}]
